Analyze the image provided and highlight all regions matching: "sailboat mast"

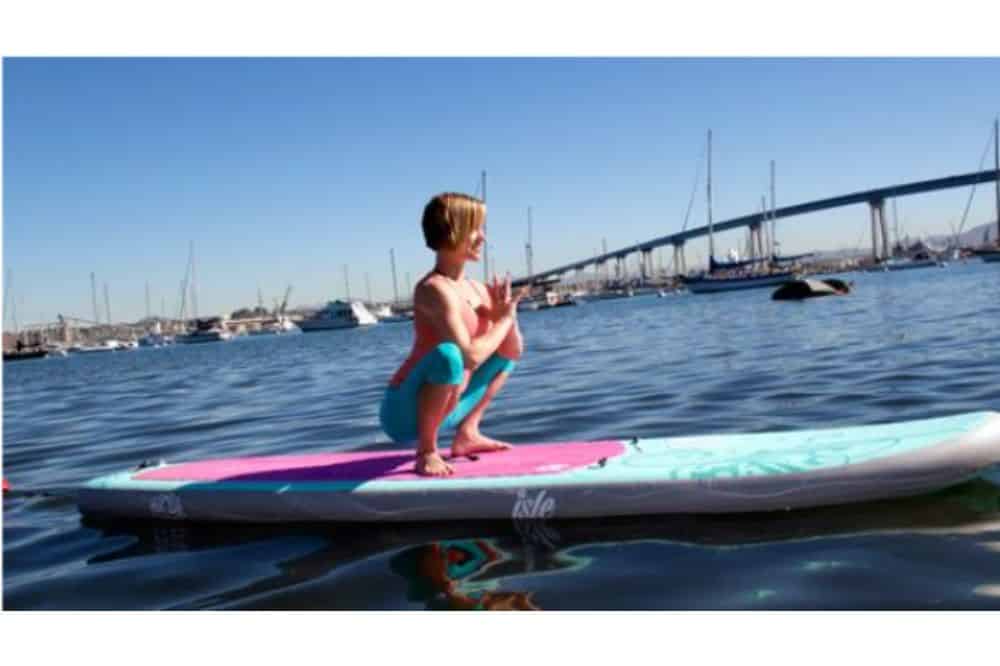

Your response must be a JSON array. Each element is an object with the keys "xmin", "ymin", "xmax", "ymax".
[
  {"xmin": 178, "ymin": 280, "xmax": 186, "ymax": 322},
  {"xmin": 4, "ymin": 269, "xmax": 11, "ymax": 333},
  {"xmin": 770, "ymin": 160, "xmax": 776, "ymax": 259},
  {"xmin": 526, "ymin": 206, "xmax": 534, "ymax": 278},
  {"xmin": 91, "ymin": 272, "xmax": 99, "ymax": 325},
  {"xmin": 104, "ymin": 282, "xmax": 111, "ymax": 326},
  {"xmin": 390, "ymin": 248, "xmax": 399, "ymax": 304},
  {"xmin": 994, "ymin": 115, "xmax": 999, "ymax": 246},
  {"xmin": 707, "ymin": 130, "xmax": 714, "ymax": 265},
  {"xmin": 189, "ymin": 241, "xmax": 199, "ymax": 320}
]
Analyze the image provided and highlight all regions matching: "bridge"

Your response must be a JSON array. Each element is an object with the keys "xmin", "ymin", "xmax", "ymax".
[{"xmin": 512, "ymin": 169, "xmax": 999, "ymax": 287}]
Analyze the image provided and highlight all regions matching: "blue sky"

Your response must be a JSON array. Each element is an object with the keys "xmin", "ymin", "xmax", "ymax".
[{"xmin": 4, "ymin": 58, "xmax": 999, "ymax": 325}]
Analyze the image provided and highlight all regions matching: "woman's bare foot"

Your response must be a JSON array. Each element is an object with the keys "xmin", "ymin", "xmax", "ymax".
[
  {"xmin": 416, "ymin": 451, "xmax": 454, "ymax": 477},
  {"xmin": 450, "ymin": 430, "xmax": 512, "ymax": 458}
]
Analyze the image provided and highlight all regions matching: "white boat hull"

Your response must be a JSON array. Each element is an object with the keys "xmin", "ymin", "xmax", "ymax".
[
  {"xmin": 297, "ymin": 300, "xmax": 378, "ymax": 331},
  {"xmin": 69, "ymin": 341, "xmax": 120, "ymax": 353}
]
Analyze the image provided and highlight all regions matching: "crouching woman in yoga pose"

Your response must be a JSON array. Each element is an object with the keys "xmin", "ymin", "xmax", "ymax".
[{"xmin": 380, "ymin": 192, "xmax": 528, "ymax": 476}]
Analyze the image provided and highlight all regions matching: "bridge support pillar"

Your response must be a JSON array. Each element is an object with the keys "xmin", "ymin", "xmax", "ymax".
[
  {"xmin": 878, "ymin": 200, "xmax": 890, "ymax": 260},
  {"xmin": 615, "ymin": 256, "xmax": 624, "ymax": 281},
  {"xmin": 870, "ymin": 200, "xmax": 881, "ymax": 261},
  {"xmin": 869, "ymin": 198, "xmax": 891, "ymax": 261},
  {"xmin": 673, "ymin": 243, "xmax": 686, "ymax": 276}
]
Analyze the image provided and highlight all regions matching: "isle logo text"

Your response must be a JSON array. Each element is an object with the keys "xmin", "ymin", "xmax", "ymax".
[{"xmin": 512, "ymin": 489, "xmax": 556, "ymax": 519}]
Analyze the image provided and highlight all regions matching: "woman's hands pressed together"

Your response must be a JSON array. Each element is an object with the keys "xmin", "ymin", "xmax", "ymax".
[{"xmin": 486, "ymin": 273, "xmax": 529, "ymax": 321}]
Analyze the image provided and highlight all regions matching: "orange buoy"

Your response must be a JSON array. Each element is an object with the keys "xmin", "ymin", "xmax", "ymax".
[{"xmin": 2, "ymin": 478, "xmax": 9, "ymax": 493}]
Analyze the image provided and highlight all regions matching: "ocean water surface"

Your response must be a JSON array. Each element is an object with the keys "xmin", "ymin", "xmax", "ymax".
[{"xmin": 4, "ymin": 262, "xmax": 1000, "ymax": 610}]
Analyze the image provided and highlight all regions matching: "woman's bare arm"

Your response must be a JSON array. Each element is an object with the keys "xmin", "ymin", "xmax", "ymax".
[
  {"xmin": 472, "ymin": 279, "xmax": 523, "ymax": 359},
  {"xmin": 415, "ymin": 278, "xmax": 514, "ymax": 368}
]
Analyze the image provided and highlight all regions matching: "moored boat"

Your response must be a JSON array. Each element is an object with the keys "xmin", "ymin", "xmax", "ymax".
[
  {"xmin": 248, "ymin": 315, "xmax": 300, "ymax": 335},
  {"xmin": 683, "ymin": 270, "xmax": 796, "ymax": 293},
  {"xmin": 371, "ymin": 304, "xmax": 412, "ymax": 324},
  {"xmin": 3, "ymin": 348, "xmax": 49, "ymax": 362},
  {"xmin": 683, "ymin": 130, "xmax": 797, "ymax": 294},
  {"xmin": 69, "ymin": 340, "xmax": 120, "ymax": 354},
  {"xmin": 175, "ymin": 317, "xmax": 233, "ymax": 344},
  {"xmin": 297, "ymin": 300, "xmax": 378, "ymax": 331},
  {"xmin": 866, "ymin": 254, "xmax": 944, "ymax": 272},
  {"xmin": 138, "ymin": 321, "xmax": 174, "ymax": 347}
]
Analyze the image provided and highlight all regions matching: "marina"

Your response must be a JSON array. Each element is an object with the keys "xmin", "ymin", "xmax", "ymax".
[
  {"xmin": 3, "ymin": 243, "xmax": 999, "ymax": 361},
  {"xmin": 6, "ymin": 117, "xmax": 1000, "ymax": 357}
]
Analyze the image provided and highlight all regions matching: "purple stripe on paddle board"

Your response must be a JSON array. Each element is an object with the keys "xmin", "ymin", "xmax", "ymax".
[{"xmin": 134, "ymin": 441, "xmax": 626, "ymax": 483}]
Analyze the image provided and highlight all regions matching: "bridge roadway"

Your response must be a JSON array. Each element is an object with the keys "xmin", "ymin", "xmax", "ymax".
[{"xmin": 513, "ymin": 168, "xmax": 999, "ymax": 286}]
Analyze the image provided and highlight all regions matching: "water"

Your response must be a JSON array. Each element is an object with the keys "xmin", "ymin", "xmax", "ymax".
[{"xmin": 4, "ymin": 262, "xmax": 1000, "ymax": 610}]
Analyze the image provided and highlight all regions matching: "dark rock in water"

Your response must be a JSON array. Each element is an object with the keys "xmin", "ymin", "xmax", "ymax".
[
  {"xmin": 821, "ymin": 278, "xmax": 851, "ymax": 293},
  {"xmin": 772, "ymin": 278, "xmax": 852, "ymax": 301}
]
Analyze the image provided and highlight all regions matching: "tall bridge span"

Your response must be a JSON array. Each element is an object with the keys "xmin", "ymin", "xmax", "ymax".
[{"xmin": 513, "ymin": 168, "xmax": 999, "ymax": 286}]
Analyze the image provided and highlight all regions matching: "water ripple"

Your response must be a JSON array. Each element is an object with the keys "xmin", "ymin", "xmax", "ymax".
[{"xmin": 4, "ymin": 262, "xmax": 1000, "ymax": 609}]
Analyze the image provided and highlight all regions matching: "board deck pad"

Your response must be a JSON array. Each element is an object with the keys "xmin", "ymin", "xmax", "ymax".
[{"xmin": 134, "ymin": 441, "xmax": 627, "ymax": 483}]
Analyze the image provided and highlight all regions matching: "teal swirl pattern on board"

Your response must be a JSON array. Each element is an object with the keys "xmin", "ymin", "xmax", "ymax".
[{"xmin": 622, "ymin": 412, "xmax": 990, "ymax": 481}]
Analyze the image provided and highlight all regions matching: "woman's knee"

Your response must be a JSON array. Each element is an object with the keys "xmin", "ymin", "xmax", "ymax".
[
  {"xmin": 498, "ymin": 328, "xmax": 522, "ymax": 360},
  {"xmin": 427, "ymin": 342, "xmax": 465, "ymax": 385}
]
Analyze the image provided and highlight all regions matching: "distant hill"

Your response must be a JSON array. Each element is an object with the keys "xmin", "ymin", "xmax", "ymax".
[
  {"xmin": 808, "ymin": 220, "xmax": 998, "ymax": 261},
  {"xmin": 927, "ymin": 220, "xmax": 998, "ymax": 248}
]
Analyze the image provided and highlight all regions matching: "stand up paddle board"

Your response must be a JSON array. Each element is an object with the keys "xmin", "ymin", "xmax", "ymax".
[{"xmin": 77, "ymin": 411, "xmax": 1000, "ymax": 523}]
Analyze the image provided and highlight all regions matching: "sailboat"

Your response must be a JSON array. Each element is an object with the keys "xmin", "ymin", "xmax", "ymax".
[
  {"xmin": 173, "ymin": 242, "xmax": 233, "ymax": 344},
  {"xmin": 681, "ymin": 131, "xmax": 796, "ymax": 294},
  {"xmin": 138, "ymin": 319, "xmax": 174, "ymax": 347}
]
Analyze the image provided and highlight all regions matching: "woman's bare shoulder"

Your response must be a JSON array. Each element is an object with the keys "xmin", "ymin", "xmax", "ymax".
[{"xmin": 414, "ymin": 274, "xmax": 455, "ymax": 308}]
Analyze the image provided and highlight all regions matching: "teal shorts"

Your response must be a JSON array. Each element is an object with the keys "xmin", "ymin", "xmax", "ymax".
[{"xmin": 379, "ymin": 342, "xmax": 516, "ymax": 444}]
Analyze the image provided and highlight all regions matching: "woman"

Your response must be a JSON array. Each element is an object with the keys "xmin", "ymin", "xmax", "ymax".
[{"xmin": 380, "ymin": 192, "xmax": 527, "ymax": 476}]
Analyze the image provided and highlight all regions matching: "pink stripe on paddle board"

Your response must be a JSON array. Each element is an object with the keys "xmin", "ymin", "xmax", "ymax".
[{"xmin": 134, "ymin": 441, "xmax": 626, "ymax": 483}]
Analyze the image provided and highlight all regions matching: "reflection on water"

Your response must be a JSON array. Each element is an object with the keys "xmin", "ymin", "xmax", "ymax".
[
  {"xmin": 390, "ymin": 540, "xmax": 542, "ymax": 610},
  {"xmin": 4, "ymin": 263, "xmax": 1000, "ymax": 609},
  {"xmin": 19, "ymin": 477, "xmax": 993, "ymax": 610}
]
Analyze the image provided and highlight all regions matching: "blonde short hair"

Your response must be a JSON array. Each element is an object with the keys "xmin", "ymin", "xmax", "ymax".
[{"xmin": 421, "ymin": 193, "xmax": 486, "ymax": 251}]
